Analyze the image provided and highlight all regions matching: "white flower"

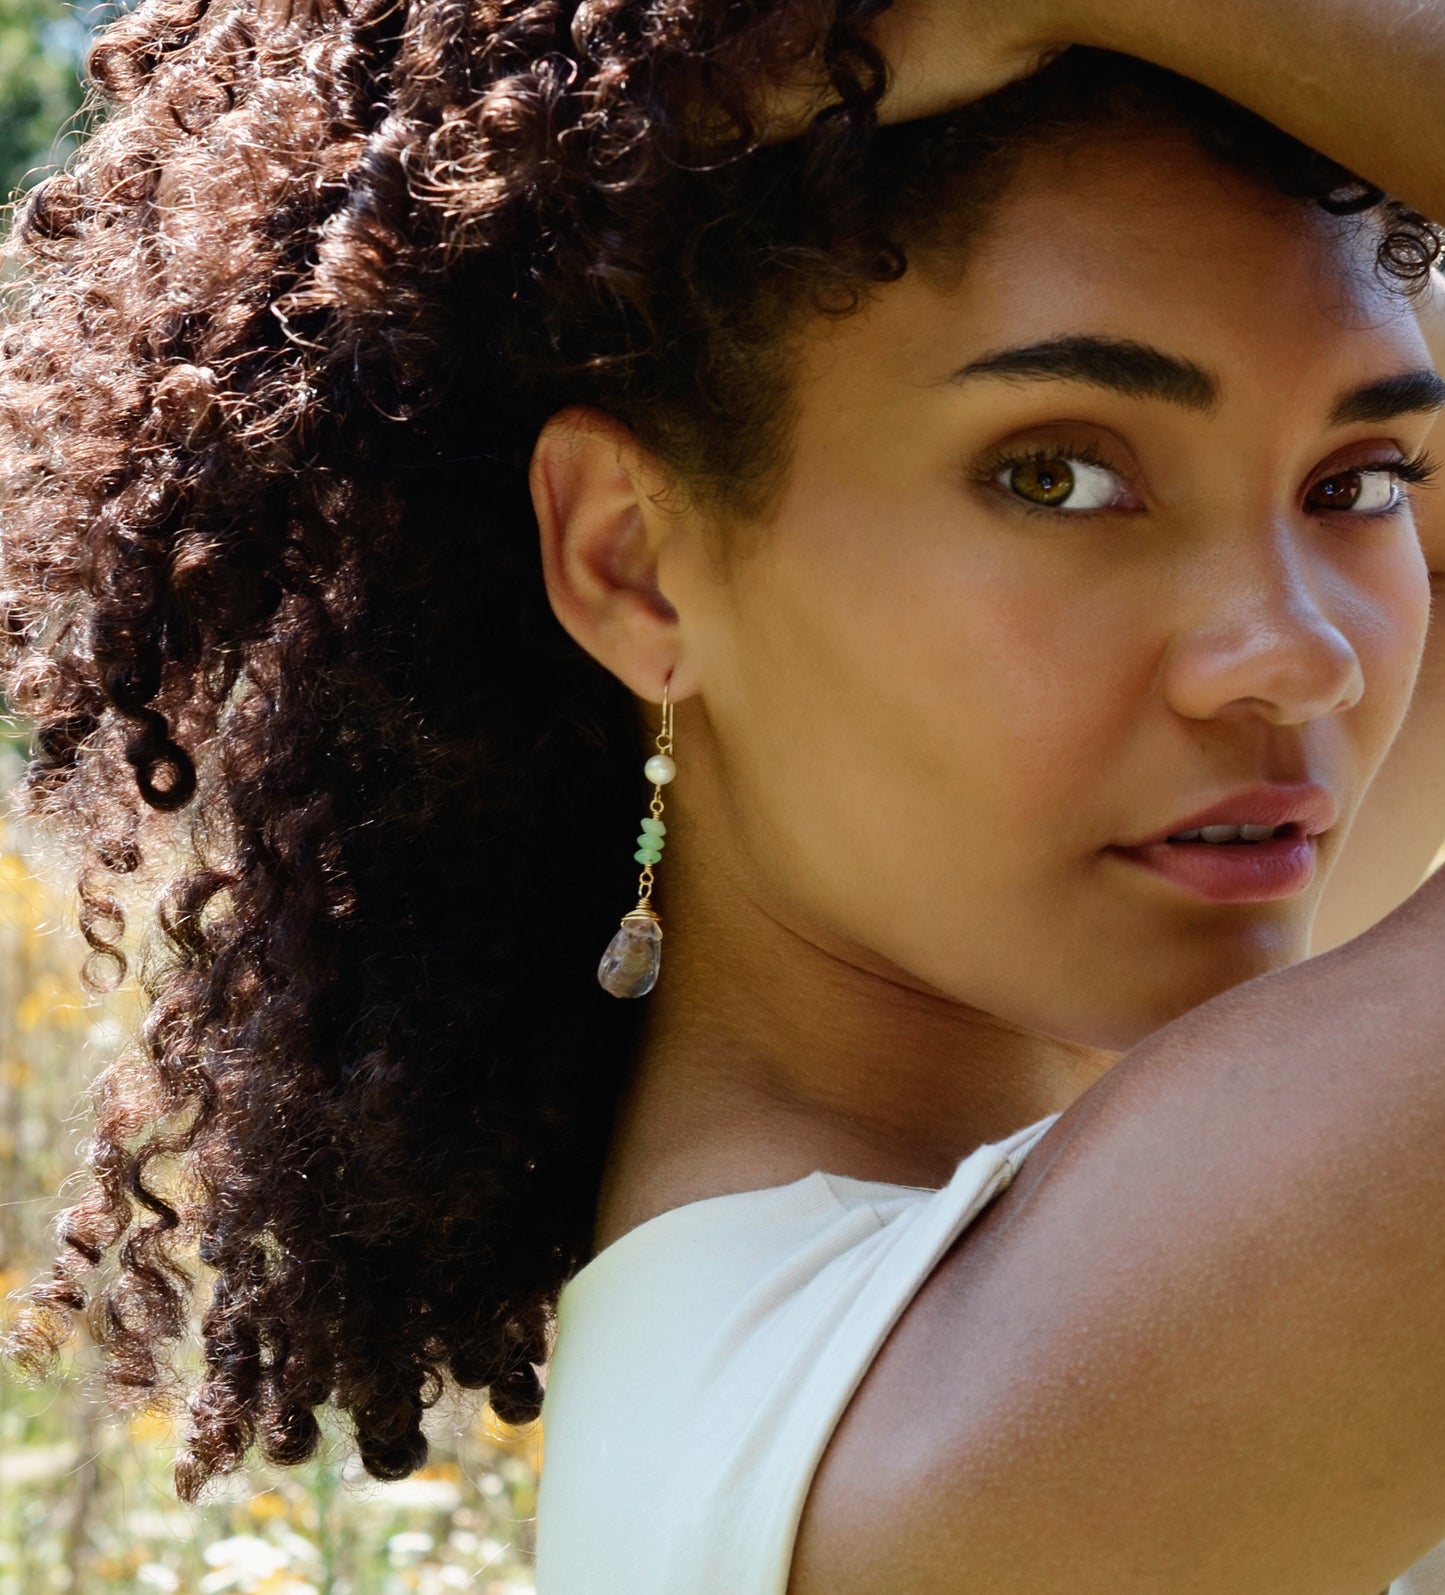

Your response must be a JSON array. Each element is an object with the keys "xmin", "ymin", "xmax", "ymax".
[
  {"xmin": 387, "ymin": 1530, "xmax": 436, "ymax": 1561},
  {"xmin": 199, "ymin": 1535, "xmax": 290, "ymax": 1592},
  {"xmin": 277, "ymin": 1532, "xmax": 322, "ymax": 1567},
  {"xmin": 202, "ymin": 1536, "xmax": 288, "ymax": 1576},
  {"xmin": 367, "ymin": 1477, "xmax": 461, "ymax": 1509}
]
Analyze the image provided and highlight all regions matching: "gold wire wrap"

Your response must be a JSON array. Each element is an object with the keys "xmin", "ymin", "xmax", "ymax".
[
  {"xmin": 597, "ymin": 683, "xmax": 675, "ymax": 996},
  {"xmin": 634, "ymin": 682, "xmax": 673, "ymax": 907}
]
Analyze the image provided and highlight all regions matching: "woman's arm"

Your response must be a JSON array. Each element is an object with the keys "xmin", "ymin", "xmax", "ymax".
[
  {"xmin": 868, "ymin": 0, "xmax": 1445, "ymax": 223},
  {"xmin": 793, "ymin": 859, "xmax": 1445, "ymax": 1595},
  {"xmin": 1054, "ymin": 0, "xmax": 1445, "ymax": 225},
  {"xmin": 777, "ymin": 0, "xmax": 1445, "ymax": 228}
]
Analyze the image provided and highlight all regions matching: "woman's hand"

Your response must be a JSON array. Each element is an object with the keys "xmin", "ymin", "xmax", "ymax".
[
  {"xmin": 753, "ymin": 0, "xmax": 1068, "ymax": 143},
  {"xmin": 866, "ymin": 0, "xmax": 1070, "ymax": 126}
]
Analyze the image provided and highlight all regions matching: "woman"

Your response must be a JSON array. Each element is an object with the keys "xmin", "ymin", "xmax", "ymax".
[{"xmin": 3, "ymin": 0, "xmax": 1445, "ymax": 1588}]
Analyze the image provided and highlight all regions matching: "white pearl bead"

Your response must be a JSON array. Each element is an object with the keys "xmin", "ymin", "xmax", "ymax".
[{"xmin": 644, "ymin": 753, "xmax": 676, "ymax": 785}]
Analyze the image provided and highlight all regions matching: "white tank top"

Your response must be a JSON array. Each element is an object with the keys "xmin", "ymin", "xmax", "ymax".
[{"xmin": 535, "ymin": 1111, "xmax": 1445, "ymax": 1593}]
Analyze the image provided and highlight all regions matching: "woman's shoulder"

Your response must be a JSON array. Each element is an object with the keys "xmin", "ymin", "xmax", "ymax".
[
  {"xmin": 537, "ymin": 1116, "xmax": 1056, "ymax": 1595},
  {"xmin": 787, "ymin": 1099, "xmax": 1445, "ymax": 1595}
]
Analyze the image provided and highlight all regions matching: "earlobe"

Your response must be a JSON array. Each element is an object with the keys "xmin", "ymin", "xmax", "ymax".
[{"xmin": 529, "ymin": 405, "xmax": 682, "ymax": 698}]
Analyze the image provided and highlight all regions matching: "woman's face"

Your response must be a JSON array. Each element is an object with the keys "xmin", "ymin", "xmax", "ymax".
[{"xmin": 659, "ymin": 125, "xmax": 1441, "ymax": 1052}]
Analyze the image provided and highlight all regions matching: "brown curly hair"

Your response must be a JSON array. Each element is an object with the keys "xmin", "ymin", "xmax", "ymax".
[{"xmin": 0, "ymin": 0, "xmax": 1438, "ymax": 1503}]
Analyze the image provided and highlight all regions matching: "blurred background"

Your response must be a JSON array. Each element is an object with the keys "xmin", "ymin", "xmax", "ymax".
[
  {"xmin": 0, "ymin": 0, "xmax": 106, "ymax": 204},
  {"xmin": 0, "ymin": 8, "xmax": 543, "ymax": 1592}
]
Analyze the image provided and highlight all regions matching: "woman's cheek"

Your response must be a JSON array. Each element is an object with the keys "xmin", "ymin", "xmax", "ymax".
[{"xmin": 1360, "ymin": 532, "xmax": 1431, "ymax": 712}]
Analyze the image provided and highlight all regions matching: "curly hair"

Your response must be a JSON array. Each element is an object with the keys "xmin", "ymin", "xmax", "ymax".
[{"xmin": 0, "ymin": 0, "xmax": 1438, "ymax": 1503}]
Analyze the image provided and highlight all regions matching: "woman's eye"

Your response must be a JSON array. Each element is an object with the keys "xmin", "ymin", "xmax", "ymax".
[
  {"xmin": 1304, "ymin": 468, "xmax": 1402, "ymax": 515},
  {"xmin": 995, "ymin": 454, "xmax": 1128, "ymax": 512}
]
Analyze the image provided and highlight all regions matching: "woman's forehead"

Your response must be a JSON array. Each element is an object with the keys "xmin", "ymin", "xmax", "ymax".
[{"xmin": 797, "ymin": 128, "xmax": 1426, "ymax": 403}]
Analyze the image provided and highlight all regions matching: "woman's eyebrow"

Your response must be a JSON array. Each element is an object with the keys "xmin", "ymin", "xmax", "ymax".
[
  {"xmin": 1330, "ymin": 368, "xmax": 1445, "ymax": 426},
  {"xmin": 948, "ymin": 335, "xmax": 1217, "ymax": 411},
  {"xmin": 946, "ymin": 334, "xmax": 1445, "ymax": 426}
]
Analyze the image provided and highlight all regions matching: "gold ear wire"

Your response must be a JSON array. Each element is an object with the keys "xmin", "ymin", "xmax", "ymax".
[{"xmin": 597, "ymin": 678, "xmax": 674, "ymax": 998}]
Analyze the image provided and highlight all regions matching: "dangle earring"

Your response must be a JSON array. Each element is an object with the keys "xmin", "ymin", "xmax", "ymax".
[{"xmin": 597, "ymin": 680, "xmax": 675, "ymax": 998}]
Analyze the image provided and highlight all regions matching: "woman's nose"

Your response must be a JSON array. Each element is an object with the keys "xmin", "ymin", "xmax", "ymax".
[{"xmin": 1161, "ymin": 534, "xmax": 1366, "ymax": 726}]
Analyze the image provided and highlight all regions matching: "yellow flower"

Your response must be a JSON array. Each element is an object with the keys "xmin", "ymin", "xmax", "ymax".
[
  {"xmin": 16, "ymin": 975, "xmax": 87, "ymax": 1033},
  {"xmin": 245, "ymin": 1490, "xmax": 289, "ymax": 1520},
  {"xmin": 254, "ymin": 1575, "xmax": 319, "ymax": 1595},
  {"xmin": 477, "ymin": 1406, "xmax": 545, "ymax": 1474},
  {"xmin": 127, "ymin": 1407, "xmax": 175, "ymax": 1445},
  {"xmin": 0, "ymin": 853, "xmax": 54, "ymax": 932}
]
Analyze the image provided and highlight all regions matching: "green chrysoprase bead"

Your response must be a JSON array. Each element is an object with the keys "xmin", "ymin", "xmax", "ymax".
[
  {"xmin": 637, "ymin": 833, "xmax": 666, "ymax": 850},
  {"xmin": 641, "ymin": 818, "xmax": 666, "ymax": 836},
  {"xmin": 634, "ymin": 848, "xmax": 662, "ymax": 865}
]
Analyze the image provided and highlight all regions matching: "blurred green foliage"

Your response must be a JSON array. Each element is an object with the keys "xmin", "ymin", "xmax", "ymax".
[
  {"xmin": 0, "ymin": 0, "xmax": 129, "ymax": 205},
  {"xmin": 0, "ymin": 0, "xmax": 86, "ymax": 201}
]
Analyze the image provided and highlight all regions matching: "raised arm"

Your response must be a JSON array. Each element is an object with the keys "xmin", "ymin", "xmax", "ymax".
[
  {"xmin": 869, "ymin": 0, "xmax": 1445, "ymax": 226},
  {"xmin": 1058, "ymin": 0, "xmax": 1445, "ymax": 226},
  {"xmin": 793, "ymin": 844, "xmax": 1445, "ymax": 1594}
]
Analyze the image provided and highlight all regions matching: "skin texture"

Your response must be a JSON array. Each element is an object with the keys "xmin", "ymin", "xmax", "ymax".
[
  {"xmin": 527, "ymin": 5, "xmax": 1445, "ymax": 1589},
  {"xmin": 1309, "ymin": 287, "xmax": 1445, "ymax": 955},
  {"xmin": 757, "ymin": 0, "xmax": 1061, "ymax": 141},
  {"xmin": 1063, "ymin": 0, "xmax": 1445, "ymax": 228},
  {"xmin": 868, "ymin": 0, "xmax": 1445, "ymax": 225},
  {"xmin": 534, "ymin": 127, "xmax": 1442, "ymax": 1230},
  {"xmin": 529, "ymin": 26, "xmax": 1445, "ymax": 1591}
]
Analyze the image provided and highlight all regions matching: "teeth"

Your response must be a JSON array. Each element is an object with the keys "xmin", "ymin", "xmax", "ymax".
[{"xmin": 1167, "ymin": 823, "xmax": 1286, "ymax": 844}]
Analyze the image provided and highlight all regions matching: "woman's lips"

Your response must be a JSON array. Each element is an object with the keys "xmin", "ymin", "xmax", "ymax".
[{"xmin": 1106, "ymin": 832, "xmax": 1317, "ymax": 903}]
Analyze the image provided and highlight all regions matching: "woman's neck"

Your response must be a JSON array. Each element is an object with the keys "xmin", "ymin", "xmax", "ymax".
[{"xmin": 591, "ymin": 870, "xmax": 1116, "ymax": 1256}]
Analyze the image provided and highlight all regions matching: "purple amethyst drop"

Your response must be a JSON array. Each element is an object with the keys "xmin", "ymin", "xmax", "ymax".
[{"xmin": 598, "ymin": 916, "xmax": 662, "ymax": 998}]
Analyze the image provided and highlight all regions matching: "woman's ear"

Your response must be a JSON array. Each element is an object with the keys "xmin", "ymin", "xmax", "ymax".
[{"xmin": 529, "ymin": 405, "xmax": 684, "ymax": 699}]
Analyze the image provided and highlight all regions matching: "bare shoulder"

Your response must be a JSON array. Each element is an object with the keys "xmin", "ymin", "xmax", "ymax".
[
  {"xmin": 787, "ymin": 1100, "xmax": 1444, "ymax": 1595},
  {"xmin": 786, "ymin": 1156, "xmax": 1028, "ymax": 1595}
]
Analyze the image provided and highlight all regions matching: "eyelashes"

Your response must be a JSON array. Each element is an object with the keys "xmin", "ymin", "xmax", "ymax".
[
  {"xmin": 1378, "ymin": 448, "xmax": 1443, "ymax": 488},
  {"xmin": 1305, "ymin": 448, "xmax": 1441, "ymax": 516},
  {"xmin": 971, "ymin": 439, "xmax": 1444, "ymax": 521},
  {"xmin": 975, "ymin": 441, "xmax": 1136, "ymax": 516}
]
